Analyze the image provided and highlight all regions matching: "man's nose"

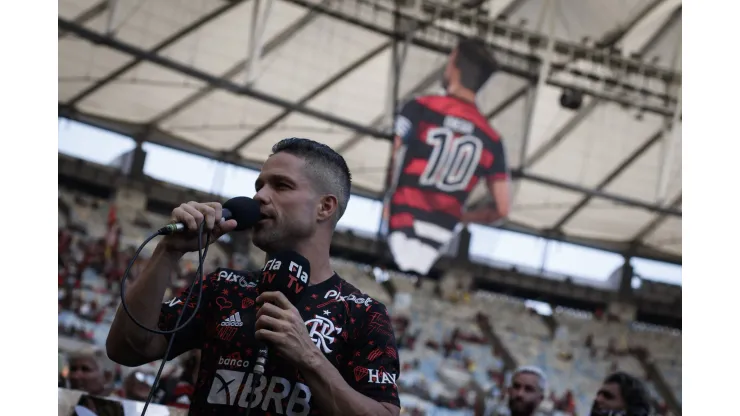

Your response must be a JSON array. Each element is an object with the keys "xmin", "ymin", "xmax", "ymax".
[{"xmin": 253, "ymin": 188, "xmax": 269, "ymax": 204}]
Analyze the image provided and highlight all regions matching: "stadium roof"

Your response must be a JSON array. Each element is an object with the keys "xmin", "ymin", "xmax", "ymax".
[{"xmin": 58, "ymin": 0, "xmax": 682, "ymax": 264}]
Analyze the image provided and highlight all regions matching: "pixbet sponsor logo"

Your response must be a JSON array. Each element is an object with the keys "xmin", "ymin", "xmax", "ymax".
[
  {"xmin": 218, "ymin": 270, "xmax": 244, "ymax": 283},
  {"xmin": 207, "ymin": 369, "xmax": 311, "ymax": 416},
  {"xmin": 218, "ymin": 356, "xmax": 249, "ymax": 368},
  {"xmin": 324, "ymin": 290, "xmax": 373, "ymax": 307}
]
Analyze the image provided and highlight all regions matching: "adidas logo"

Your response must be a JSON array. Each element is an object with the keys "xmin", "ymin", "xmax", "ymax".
[{"xmin": 220, "ymin": 312, "xmax": 243, "ymax": 327}]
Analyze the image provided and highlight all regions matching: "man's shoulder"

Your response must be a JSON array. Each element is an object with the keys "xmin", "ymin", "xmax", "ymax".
[{"xmin": 331, "ymin": 274, "xmax": 392, "ymax": 319}]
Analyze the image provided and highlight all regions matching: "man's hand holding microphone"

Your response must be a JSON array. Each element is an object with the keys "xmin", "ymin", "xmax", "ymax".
[{"xmin": 106, "ymin": 198, "xmax": 258, "ymax": 366}]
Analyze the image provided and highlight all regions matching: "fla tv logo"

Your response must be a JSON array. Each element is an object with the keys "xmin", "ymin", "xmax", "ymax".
[
  {"xmin": 287, "ymin": 261, "xmax": 307, "ymax": 295},
  {"xmin": 261, "ymin": 258, "xmax": 281, "ymax": 285}
]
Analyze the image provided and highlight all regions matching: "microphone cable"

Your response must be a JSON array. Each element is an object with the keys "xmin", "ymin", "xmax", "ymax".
[
  {"xmin": 243, "ymin": 345, "xmax": 269, "ymax": 416},
  {"xmin": 118, "ymin": 220, "xmax": 212, "ymax": 416}
]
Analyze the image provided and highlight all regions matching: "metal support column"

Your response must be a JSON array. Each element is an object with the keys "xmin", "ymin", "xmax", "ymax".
[
  {"xmin": 245, "ymin": 0, "xmax": 274, "ymax": 88},
  {"xmin": 105, "ymin": 0, "xmax": 120, "ymax": 36},
  {"xmin": 518, "ymin": 0, "xmax": 555, "ymax": 167},
  {"xmin": 510, "ymin": 0, "xmax": 555, "ymax": 206},
  {"xmin": 655, "ymin": 36, "xmax": 682, "ymax": 205}
]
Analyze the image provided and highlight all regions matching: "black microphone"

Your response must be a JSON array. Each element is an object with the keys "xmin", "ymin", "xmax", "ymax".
[
  {"xmin": 158, "ymin": 196, "xmax": 261, "ymax": 235},
  {"xmin": 251, "ymin": 251, "xmax": 310, "ymax": 376}
]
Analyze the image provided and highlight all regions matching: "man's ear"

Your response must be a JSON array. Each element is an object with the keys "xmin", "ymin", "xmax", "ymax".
[{"xmin": 317, "ymin": 195, "xmax": 339, "ymax": 223}]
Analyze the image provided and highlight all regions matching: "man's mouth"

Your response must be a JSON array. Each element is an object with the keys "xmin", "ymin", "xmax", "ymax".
[{"xmin": 258, "ymin": 213, "xmax": 274, "ymax": 223}]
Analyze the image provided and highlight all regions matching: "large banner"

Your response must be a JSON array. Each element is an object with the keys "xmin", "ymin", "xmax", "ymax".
[{"xmin": 380, "ymin": 94, "xmax": 508, "ymax": 275}]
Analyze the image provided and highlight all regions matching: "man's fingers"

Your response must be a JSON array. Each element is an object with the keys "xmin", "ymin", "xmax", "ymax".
[
  {"xmin": 203, "ymin": 202, "xmax": 223, "ymax": 223},
  {"xmin": 255, "ymin": 314, "xmax": 287, "ymax": 333},
  {"xmin": 257, "ymin": 291, "xmax": 293, "ymax": 310},
  {"xmin": 256, "ymin": 302, "xmax": 287, "ymax": 320},
  {"xmin": 174, "ymin": 204, "xmax": 202, "ymax": 230},
  {"xmin": 255, "ymin": 329, "xmax": 282, "ymax": 344},
  {"xmin": 213, "ymin": 219, "xmax": 237, "ymax": 238},
  {"xmin": 189, "ymin": 201, "xmax": 216, "ymax": 230}
]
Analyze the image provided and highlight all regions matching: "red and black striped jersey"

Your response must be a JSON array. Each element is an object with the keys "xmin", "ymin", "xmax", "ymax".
[{"xmin": 389, "ymin": 94, "xmax": 509, "ymax": 229}]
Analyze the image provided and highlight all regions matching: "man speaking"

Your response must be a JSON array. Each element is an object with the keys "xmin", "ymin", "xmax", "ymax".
[
  {"xmin": 106, "ymin": 138, "xmax": 401, "ymax": 416},
  {"xmin": 382, "ymin": 37, "xmax": 511, "ymax": 275}
]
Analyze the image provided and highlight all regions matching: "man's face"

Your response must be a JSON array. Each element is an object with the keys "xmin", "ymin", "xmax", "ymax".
[
  {"xmin": 252, "ymin": 152, "xmax": 319, "ymax": 253},
  {"xmin": 591, "ymin": 382, "xmax": 627, "ymax": 415},
  {"xmin": 68, "ymin": 357, "xmax": 108, "ymax": 395},
  {"xmin": 507, "ymin": 372, "xmax": 543, "ymax": 416}
]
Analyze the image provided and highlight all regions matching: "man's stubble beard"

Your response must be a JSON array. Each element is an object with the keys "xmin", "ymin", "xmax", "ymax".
[
  {"xmin": 252, "ymin": 220, "xmax": 312, "ymax": 253},
  {"xmin": 252, "ymin": 226, "xmax": 288, "ymax": 253}
]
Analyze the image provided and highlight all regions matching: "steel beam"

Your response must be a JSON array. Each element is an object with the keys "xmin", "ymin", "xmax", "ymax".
[
  {"xmin": 551, "ymin": 128, "xmax": 666, "ymax": 229},
  {"xmin": 333, "ymin": 67, "xmax": 443, "ymax": 155},
  {"xmin": 146, "ymin": 5, "xmax": 323, "ymax": 125},
  {"xmin": 231, "ymin": 41, "xmax": 390, "ymax": 151},
  {"xmin": 58, "ymin": 16, "xmax": 389, "ymax": 138},
  {"xmin": 631, "ymin": 193, "xmax": 682, "ymax": 243},
  {"xmin": 59, "ymin": 0, "xmax": 108, "ymax": 39},
  {"xmin": 518, "ymin": 0, "xmax": 555, "ymax": 170},
  {"xmin": 244, "ymin": 0, "xmax": 273, "ymax": 87},
  {"xmin": 595, "ymin": 0, "xmax": 667, "ymax": 49},
  {"xmin": 64, "ymin": 0, "xmax": 246, "ymax": 108},
  {"xmin": 104, "ymin": 0, "xmax": 120, "ymax": 36},
  {"xmin": 655, "ymin": 35, "xmax": 682, "ymax": 205},
  {"xmin": 511, "ymin": 169, "xmax": 681, "ymax": 218}
]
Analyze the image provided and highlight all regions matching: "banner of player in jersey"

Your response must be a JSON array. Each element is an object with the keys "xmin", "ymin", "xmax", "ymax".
[{"xmin": 381, "ymin": 38, "xmax": 512, "ymax": 276}]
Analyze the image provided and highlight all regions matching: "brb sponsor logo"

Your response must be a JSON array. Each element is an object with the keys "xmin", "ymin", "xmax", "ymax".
[
  {"xmin": 207, "ymin": 369, "xmax": 311, "ymax": 416},
  {"xmin": 218, "ymin": 355, "xmax": 249, "ymax": 368},
  {"xmin": 324, "ymin": 290, "xmax": 373, "ymax": 307}
]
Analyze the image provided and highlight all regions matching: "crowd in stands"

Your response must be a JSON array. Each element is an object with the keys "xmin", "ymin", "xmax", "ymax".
[{"xmin": 58, "ymin": 187, "xmax": 681, "ymax": 415}]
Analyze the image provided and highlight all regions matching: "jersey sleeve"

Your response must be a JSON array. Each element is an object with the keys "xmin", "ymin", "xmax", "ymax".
[
  {"xmin": 394, "ymin": 99, "xmax": 424, "ymax": 144},
  {"xmin": 340, "ymin": 301, "xmax": 401, "ymax": 407},
  {"xmin": 157, "ymin": 270, "xmax": 219, "ymax": 359},
  {"xmin": 486, "ymin": 137, "xmax": 509, "ymax": 181}
]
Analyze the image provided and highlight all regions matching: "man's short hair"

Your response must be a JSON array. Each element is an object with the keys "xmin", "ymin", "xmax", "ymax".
[
  {"xmin": 272, "ymin": 138, "xmax": 352, "ymax": 224},
  {"xmin": 512, "ymin": 365, "xmax": 548, "ymax": 394},
  {"xmin": 455, "ymin": 37, "xmax": 499, "ymax": 92},
  {"xmin": 604, "ymin": 372, "xmax": 652, "ymax": 415}
]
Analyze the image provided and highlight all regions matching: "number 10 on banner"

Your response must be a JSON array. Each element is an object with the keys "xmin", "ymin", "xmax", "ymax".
[{"xmin": 420, "ymin": 127, "xmax": 483, "ymax": 192}]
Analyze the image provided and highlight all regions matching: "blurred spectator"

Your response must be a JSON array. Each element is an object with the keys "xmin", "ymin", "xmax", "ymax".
[
  {"xmin": 590, "ymin": 371, "xmax": 652, "ymax": 416},
  {"xmin": 67, "ymin": 347, "xmax": 115, "ymax": 396},
  {"xmin": 507, "ymin": 366, "xmax": 546, "ymax": 416}
]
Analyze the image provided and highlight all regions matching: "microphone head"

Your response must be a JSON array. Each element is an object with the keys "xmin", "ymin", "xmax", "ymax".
[
  {"xmin": 260, "ymin": 251, "xmax": 310, "ymax": 306},
  {"xmin": 223, "ymin": 197, "xmax": 261, "ymax": 231}
]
